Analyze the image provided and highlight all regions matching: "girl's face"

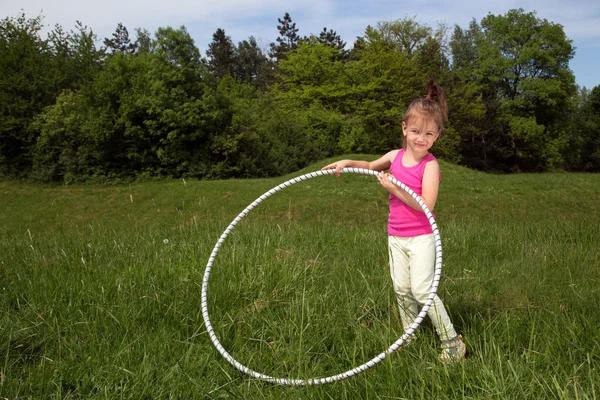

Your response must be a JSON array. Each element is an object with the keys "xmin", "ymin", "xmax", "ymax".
[{"xmin": 402, "ymin": 117, "xmax": 440, "ymax": 155}]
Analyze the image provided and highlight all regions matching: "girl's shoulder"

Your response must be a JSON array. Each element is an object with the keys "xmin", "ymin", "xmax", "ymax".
[
  {"xmin": 389, "ymin": 149, "xmax": 401, "ymax": 159},
  {"xmin": 370, "ymin": 150, "xmax": 400, "ymax": 171},
  {"xmin": 386, "ymin": 149, "xmax": 402, "ymax": 164},
  {"xmin": 424, "ymin": 152, "xmax": 437, "ymax": 162},
  {"xmin": 422, "ymin": 154, "xmax": 439, "ymax": 171}
]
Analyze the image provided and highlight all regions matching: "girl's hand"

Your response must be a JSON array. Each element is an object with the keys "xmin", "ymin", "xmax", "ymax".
[
  {"xmin": 321, "ymin": 160, "xmax": 350, "ymax": 176},
  {"xmin": 377, "ymin": 172, "xmax": 397, "ymax": 194}
]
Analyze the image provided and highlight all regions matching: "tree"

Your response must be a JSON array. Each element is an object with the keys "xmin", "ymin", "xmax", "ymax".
[
  {"xmin": 415, "ymin": 24, "xmax": 450, "ymax": 81},
  {"xmin": 318, "ymin": 27, "xmax": 347, "ymax": 59},
  {"xmin": 448, "ymin": 19, "xmax": 492, "ymax": 169},
  {"xmin": 143, "ymin": 26, "xmax": 217, "ymax": 176},
  {"xmin": 206, "ymin": 28, "xmax": 236, "ymax": 79},
  {"xmin": 447, "ymin": 9, "xmax": 577, "ymax": 171},
  {"xmin": 376, "ymin": 16, "xmax": 432, "ymax": 55},
  {"xmin": 478, "ymin": 8, "xmax": 577, "ymax": 170},
  {"xmin": 347, "ymin": 36, "xmax": 367, "ymax": 61},
  {"xmin": 32, "ymin": 52, "xmax": 153, "ymax": 182},
  {"xmin": 68, "ymin": 21, "xmax": 103, "ymax": 84},
  {"xmin": 154, "ymin": 26, "xmax": 201, "ymax": 67},
  {"xmin": 582, "ymin": 86, "xmax": 600, "ymax": 170},
  {"xmin": 0, "ymin": 13, "xmax": 53, "ymax": 175},
  {"xmin": 32, "ymin": 89, "xmax": 101, "ymax": 182},
  {"xmin": 354, "ymin": 21, "xmax": 431, "ymax": 149},
  {"xmin": 450, "ymin": 19, "xmax": 480, "ymax": 72},
  {"xmin": 273, "ymin": 38, "xmax": 347, "ymax": 108},
  {"xmin": 361, "ymin": 16, "xmax": 444, "ymax": 84},
  {"xmin": 32, "ymin": 25, "xmax": 224, "ymax": 181},
  {"xmin": 269, "ymin": 12, "xmax": 299, "ymax": 61},
  {"xmin": 234, "ymin": 36, "xmax": 271, "ymax": 89},
  {"xmin": 569, "ymin": 85, "xmax": 600, "ymax": 171},
  {"xmin": 104, "ymin": 23, "xmax": 137, "ymax": 54},
  {"xmin": 134, "ymin": 28, "xmax": 152, "ymax": 54},
  {"xmin": 274, "ymin": 23, "xmax": 423, "ymax": 153},
  {"xmin": 208, "ymin": 76, "xmax": 280, "ymax": 178}
]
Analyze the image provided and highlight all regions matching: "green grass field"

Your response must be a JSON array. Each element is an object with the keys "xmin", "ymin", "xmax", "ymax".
[{"xmin": 1, "ymin": 156, "xmax": 599, "ymax": 399}]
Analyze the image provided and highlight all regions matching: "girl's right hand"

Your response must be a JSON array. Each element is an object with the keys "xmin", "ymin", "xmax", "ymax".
[{"xmin": 321, "ymin": 160, "xmax": 350, "ymax": 176}]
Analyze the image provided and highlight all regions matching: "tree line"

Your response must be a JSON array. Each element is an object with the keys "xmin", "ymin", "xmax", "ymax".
[{"xmin": 1, "ymin": 9, "xmax": 599, "ymax": 183}]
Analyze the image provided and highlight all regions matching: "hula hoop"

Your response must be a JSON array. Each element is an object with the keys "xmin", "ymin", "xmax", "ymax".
[{"xmin": 201, "ymin": 168, "xmax": 442, "ymax": 386}]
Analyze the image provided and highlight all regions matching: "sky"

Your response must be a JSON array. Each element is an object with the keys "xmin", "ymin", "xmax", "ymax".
[{"xmin": 2, "ymin": 0, "xmax": 599, "ymax": 90}]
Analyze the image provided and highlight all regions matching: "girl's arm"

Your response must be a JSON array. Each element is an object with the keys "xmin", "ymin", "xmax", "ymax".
[
  {"xmin": 322, "ymin": 151, "xmax": 398, "ymax": 176},
  {"xmin": 377, "ymin": 160, "xmax": 440, "ymax": 212}
]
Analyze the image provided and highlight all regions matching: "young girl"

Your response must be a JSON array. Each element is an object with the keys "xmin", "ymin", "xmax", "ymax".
[{"xmin": 322, "ymin": 80, "xmax": 465, "ymax": 362}]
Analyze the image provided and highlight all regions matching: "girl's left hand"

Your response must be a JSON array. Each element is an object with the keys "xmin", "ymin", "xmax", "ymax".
[{"xmin": 377, "ymin": 172, "xmax": 397, "ymax": 193}]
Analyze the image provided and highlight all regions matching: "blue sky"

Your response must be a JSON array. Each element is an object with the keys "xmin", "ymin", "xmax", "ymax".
[{"xmin": 3, "ymin": 0, "xmax": 599, "ymax": 89}]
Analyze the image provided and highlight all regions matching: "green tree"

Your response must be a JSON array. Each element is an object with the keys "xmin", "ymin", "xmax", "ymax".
[
  {"xmin": 33, "ymin": 26, "xmax": 221, "ymax": 181},
  {"xmin": 206, "ymin": 28, "xmax": 236, "ymax": 79},
  {"xmin": 448, "ymin": 9, "xmax": 576, "ymax": 171},
  {"xmin": 269, "ymin": 12, "xmax": 299, "ymax": 61},
  {"xmin": 0, "ymin": 13, "xmax": 104, "ymax": 178},
  {"xmin": 346, "ymin": 21, "xmax": 430, "ymax": 151},
  {"xmin": 270, "ymin": 39, "xmax": 350, "ymax": 158},
  {"xmin": 273, "ymin": 38, "xmax": 348, "ymax": 109},
  {"xmin": 318, "ymin": 27, "xmax": 347, "ymax": 60},
  {"xmin": 450, "ymin": 19, "xmax": 480, "ymax": 71},
  {"xmin": 234, "ymin": 36, "xmax": 271, "ymax": 89},
  {"xmin": 272, "ymin": 18, "xmax": 439, "ymax": 156},
  {"xmin": 0, "ymin": 14, "xmax": 55, "ymax": 176},
  {"xmin": 134, "ymin": 28, "xmax": 153, "ymax": 54},
  {"xmin": 32, "ymin": 52, "xmax": 151, "ymax": 181},
  {"xmin": 443, "ymin": 71, "xmax": 487, "ymax": 167},
  {"xmin": 415, "ymin": 23, "xmax": 450, "ymax": 82},
  {"xmin": 66, "ymin": 21, "xmax": 103, "ymax": 85},
  {"xmin": 32, "ymin": 90, "xmax": 101, "ymax": 182},
  {"xmin": 448, "ymin": 20, "xmax": 491, "ymax": 168},
  {"xmin": 347, "ymin": 36, "xmax": 366, "ymax": 61},
  {"xmin": 104, "ymin": 23, "xmax": 137, "ymax": 54},
  {"xmin": 570, "ymin": 85, "xmax": 600, "ymax": 171},
  {"xmin": 478, "ymin": 8, "xmax": 576, "ymax": 170},
  {"xmin": 137, "ymin": 26, "xmax": 218, "ymax": 176},
  {"xmin": 208, "ymin": 76, "xmax": 278, "ymax": 177},
  {"xmin": 376, "ymin": 16, "xmax": 432, "ymax": 55}
]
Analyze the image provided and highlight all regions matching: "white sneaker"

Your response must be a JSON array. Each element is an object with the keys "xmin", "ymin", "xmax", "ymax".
[{"xmin": 440, "ymin": 335, "xmax": 466, "ymax": 363}]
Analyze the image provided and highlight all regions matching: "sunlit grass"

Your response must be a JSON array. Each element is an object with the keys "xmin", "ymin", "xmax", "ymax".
[{"xmin": 1, "ymin": 156, "xmax": 599, "ymax": 398}]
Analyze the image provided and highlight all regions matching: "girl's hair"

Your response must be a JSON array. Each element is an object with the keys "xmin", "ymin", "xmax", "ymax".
[{"xmin": 403, "ymin": 80, "xmax": 448, "ymax": 134}]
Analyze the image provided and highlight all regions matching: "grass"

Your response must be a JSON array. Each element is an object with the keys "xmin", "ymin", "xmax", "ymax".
[{"xmin": 1, "ymin": 155, "xmax": 599, "ymax": 399}]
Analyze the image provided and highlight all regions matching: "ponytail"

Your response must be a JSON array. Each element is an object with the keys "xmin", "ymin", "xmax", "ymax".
[
  {"xmin": 425, "ymin": 79, "xmax": 448, "ymax": 121},
  {"xmin": 403, "ymin": 80, "xmax": 448, "ymax": 134}
]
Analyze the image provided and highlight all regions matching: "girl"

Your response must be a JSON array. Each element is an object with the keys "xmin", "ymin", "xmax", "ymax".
[{"xmin": 322, "ymin": 80, "xmax": 465, "ymax": 362}]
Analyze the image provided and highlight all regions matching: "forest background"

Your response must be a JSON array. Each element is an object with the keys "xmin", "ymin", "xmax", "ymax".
[{"xmin": 2, "ymin": 8, "xmax": 599, "ymax": 183}]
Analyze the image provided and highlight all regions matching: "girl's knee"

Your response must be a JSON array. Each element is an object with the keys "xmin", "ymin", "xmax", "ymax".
[
  {"xmin": 394, "ymin": 284, "xmax": 412, "ymax": 298},
  {"xmin": 411, "ymin": 287, "xmax": 431, "ymax": 304}
]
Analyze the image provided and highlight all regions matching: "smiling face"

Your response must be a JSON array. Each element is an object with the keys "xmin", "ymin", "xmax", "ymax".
[{"xmin": 402, "ymin": 115, "xmax": 440, "ymax": 155}]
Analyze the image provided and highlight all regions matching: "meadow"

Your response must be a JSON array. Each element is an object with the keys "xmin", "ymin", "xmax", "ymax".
[{"xmin": 1, "ymin": 156, "xmax": 599, "ymax": 399}]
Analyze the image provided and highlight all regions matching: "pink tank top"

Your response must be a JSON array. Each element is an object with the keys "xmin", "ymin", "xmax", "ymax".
[{"xmin": 388, "ymin": 148, "xmax": 437, "ymax": 237}]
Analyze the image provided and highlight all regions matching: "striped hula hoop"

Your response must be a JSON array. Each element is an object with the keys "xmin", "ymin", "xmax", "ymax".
[{"xmin": 201, "ymin": 167, "xmax": 443, "ymax": 386}]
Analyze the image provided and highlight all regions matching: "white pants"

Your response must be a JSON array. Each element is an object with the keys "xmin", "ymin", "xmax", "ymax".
[{"xmin": 388, "ymin": 234, "xmax": 457, "ymax": 342}]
